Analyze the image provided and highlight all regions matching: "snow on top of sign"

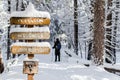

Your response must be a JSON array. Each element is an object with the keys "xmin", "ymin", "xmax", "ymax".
[
  {"xmin": 11, "ymin": 42, "xmax": 51, "ymax": 48},
  {"xmin": 10, "ymin": 3, "xmax": 50, "ymax": 19},
  {"xmin": 10, "ymin": 27, "xmax": 50, "ymax": 33}
]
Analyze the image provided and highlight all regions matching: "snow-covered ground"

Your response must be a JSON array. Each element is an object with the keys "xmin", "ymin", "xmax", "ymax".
[
  {"xmin": 2, "ymin": 62, "xmax": 120, "ymax": 80},
  {"xmin": 1, "ymin": 46, "xmax": 120, "ymax": 80}
]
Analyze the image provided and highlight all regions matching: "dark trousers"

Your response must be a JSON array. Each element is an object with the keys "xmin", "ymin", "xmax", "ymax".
[{"xmin": 55, "ymin": 50, "xmax": 60, "ymax": 62}]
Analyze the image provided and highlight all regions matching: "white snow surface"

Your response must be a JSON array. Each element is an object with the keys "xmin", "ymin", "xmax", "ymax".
[
  {"xmin": 10, "ymin": 27, "xmax": 50, "ymax": 33},
  {"xmin": 11, "ymin": 42, "xmax": 51, "ymax": 48},
  {"xmin": 1, "ymin": 46, "xmax": 120, "ymax": 80},
  {"xmin": 104, "ymin": 63, "xmax": 120, "ymax": 70},
  {"xmin": 10, "ymin": 3, "xmax": 50, "ymax": 18},
  {"xmin": 1, "ymin": 44, "xmax": 120, "ymax": 80}
]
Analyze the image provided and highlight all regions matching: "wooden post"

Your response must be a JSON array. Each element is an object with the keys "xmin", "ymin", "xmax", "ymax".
[
  {"xmin": 28, "ymin": 54, "xmax": 34, "ymax": 59},
  {"xmin": 27, "ymin": 25, "xmax": 34, "ymax": 59},
  {"xmin": 27, "ymin": 54, "xmax": 34, "ymax": 80},
  {"xmin": 28, "ymin": 74, "xmax": 34, "ymax": 80},
  {"xmin": 27, "ymin": 25, "xmax": 34, "ymax": 80}
]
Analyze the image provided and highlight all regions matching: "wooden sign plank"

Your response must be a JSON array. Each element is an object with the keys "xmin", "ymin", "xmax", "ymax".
[
  {"xmin": 10, "ymin": 32, "xmax": 50, "ymax": 40},
  {"xmin": 23, "ymin": 61, "xmax": 38, "ymax": 74},
  {"xmin": 11, "ymin": 42, "xmax": 51, "ymax": 54},
  {"xmin": 10, "ymin": 17, "xmax": 50, "ymax": 26}
]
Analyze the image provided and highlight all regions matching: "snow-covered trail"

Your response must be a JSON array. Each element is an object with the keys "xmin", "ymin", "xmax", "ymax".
[
  {"xmin": 1, "ymin": 61, "xmax": 120, "ymax": 80},
  {"xmin": 1, "ymin": 47, "xmax": 120, "ymax": 80}
]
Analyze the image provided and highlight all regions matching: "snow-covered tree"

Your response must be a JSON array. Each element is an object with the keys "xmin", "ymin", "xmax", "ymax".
[
  {"xmin": 0, "ymin": 0, "xmax": 9, "ymax": 60},
  {"xmin": 104, "ymin": 0, "xmax": 116, "ymax": 64}
]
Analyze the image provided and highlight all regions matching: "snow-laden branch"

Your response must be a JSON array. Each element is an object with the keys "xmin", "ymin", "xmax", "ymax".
[{"xmin": 104, "ymin": 43, "xmax": 119, "ymax": 50}]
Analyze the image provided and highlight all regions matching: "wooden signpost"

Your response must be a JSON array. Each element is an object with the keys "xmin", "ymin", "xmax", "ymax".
[
  {"xmin": 10, "ymin": 32, "xmax": 50, "ymax": 40},
  {"xmin": 23, "ymin": 61, "xmax": 38, "ymax": 74},
  {"xmin": 10, "ymin": 17, "xmax": 50, "ymax": 26},
  {"xmin": 11, "ymin": 43, "xmax": 50, "ymax": 54},
  {"xmin": 10, "ymin": 3, "xmax": 51, "ymax": 80}
]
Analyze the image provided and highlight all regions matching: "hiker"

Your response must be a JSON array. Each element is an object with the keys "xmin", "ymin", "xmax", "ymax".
[{"xmin": 53, "ymin": 38, "xmax": 61, "ymax": 62}]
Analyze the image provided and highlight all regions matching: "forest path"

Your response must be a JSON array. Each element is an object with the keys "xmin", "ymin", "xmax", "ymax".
[{"xmin": 1, "ymin": 61, "xmax": 119, "ymax": 80}]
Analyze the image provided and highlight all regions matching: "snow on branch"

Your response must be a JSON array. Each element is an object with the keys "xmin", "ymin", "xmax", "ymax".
[
  {"xmin": 105, "ymin": 33, "xmax": 117, "ymax": 38},
  {"xmin": 105, "ymin": 39, "xmax": 118, "ymax": 45},
  {"xmin": 105, "ymin": 49, "xmax": 116, "ymax": 59},
  {"xmin": 105, "ymin": 43, "xmax": 119, "ymax": 50}
]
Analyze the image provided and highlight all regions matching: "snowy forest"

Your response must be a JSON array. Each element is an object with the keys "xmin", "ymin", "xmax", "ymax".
[{"xmin": 0, "ymin": 0, "xmax": 120, "ymax": 80}]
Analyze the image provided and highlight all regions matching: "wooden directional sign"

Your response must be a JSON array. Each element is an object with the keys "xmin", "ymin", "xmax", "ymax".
[
  {"xmin": 10, "ymin": 32, "xmax": 50, "ymax": 40},
  {"xmin": 11, "ymin": 43, "xmax": 51, "ymax": 54},
  {"xmin": 23, "ymin": 61, "xmax": 38, "ymax": 74},
  {"xmin": 10, "ymin": 17, "xmax": 50, "ymax": 26}
]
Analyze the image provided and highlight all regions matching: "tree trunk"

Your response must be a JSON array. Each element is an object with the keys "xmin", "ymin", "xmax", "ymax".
[
  {"xmin": 8, "ymin": 0, "xmax": 11, "ymax": 13},
  {"xmin": 7, "ymin": 0, "xmax": 11, "ymax": 60},
  {"xmin": 74, "ymin": 0, "xmax": 78, "ymax": 55},
  {"xmin": 21, "ymin": 0, "xmax": 26, "ymax": 11},
  {"xmin": 16, "ymin": 0, "xmax": 19, "ymax": 11},
  {"xmin": 93, "ymin": 0, "xmax": 105, "ymax": 65}
]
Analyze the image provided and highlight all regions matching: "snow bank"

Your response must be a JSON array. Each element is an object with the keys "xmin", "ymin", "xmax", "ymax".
[
  {"xmin": 10, "ymin": 3, "xmax": 50, "ymax": 19},
  {"xmin": 11, "ymin": 42, "xmax": 51, "ymax": 48},
  {"xmin": 10, "ymin": 27, "xmax": 50, "ymax": 33}
]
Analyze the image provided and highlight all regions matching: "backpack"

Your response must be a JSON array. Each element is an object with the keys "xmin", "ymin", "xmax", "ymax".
[{"xmin": 56, "ymin": 42, "xmax": 61, "ymax": 50}]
